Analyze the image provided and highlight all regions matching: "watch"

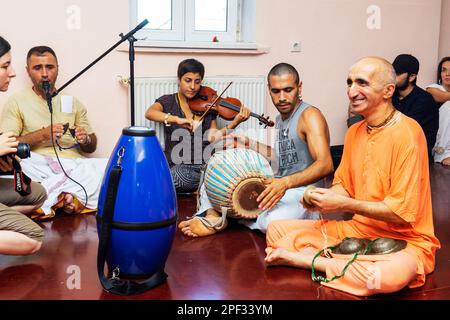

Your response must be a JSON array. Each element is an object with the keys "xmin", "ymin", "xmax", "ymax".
[{"xmin": 164, "ymin": 113, "xmax": 171, "ymax": 127}]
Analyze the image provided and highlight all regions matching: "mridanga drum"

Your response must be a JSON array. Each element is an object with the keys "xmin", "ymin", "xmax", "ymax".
[{"xmin": 204, "ymin": 148, "xmax": 274, "ymax": 219}]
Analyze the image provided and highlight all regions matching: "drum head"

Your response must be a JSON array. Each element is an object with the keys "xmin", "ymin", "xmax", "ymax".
[{"xmin": 231, "ymin": 178, "xmax": 266, "ymax": 219}]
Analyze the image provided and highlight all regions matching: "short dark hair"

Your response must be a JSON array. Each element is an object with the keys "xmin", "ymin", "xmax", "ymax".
[
  {"xmin": 268, "ymin": 63, "xmax": 300, "ymax": 85},
  {"xmin": 437, "ymin": 57, "xmax": 450, "ymax": 84},
  {"xmin": 392, "ymin": 54, "xmax": 419, "ymax": 75},
  {"xmin": 26, "ymin": 46, "xmax": 58, "ymax": 63},
  {"xmin": 0, "ymin": 36, "xmax": 11, "ymax": 58},
  {"xmin": 177, "ymin": 58, "xmax": 205, "ymax": 79}
]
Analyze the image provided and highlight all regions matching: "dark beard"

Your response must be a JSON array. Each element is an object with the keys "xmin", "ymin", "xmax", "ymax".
[{"xmin": 396, "ymin": 76, "xmax": 410, "ymax": 91}]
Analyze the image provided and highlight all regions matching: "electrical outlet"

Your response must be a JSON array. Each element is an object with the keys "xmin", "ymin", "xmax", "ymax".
[{"xmin": 290, "ymin": 41, "xmax": 302, "ymax": 53}]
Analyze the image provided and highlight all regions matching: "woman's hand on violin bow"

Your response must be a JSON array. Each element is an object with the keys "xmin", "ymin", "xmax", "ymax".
[{"xmin": 174, "ymin": 116, "xmax": 194, "ymax": 130}]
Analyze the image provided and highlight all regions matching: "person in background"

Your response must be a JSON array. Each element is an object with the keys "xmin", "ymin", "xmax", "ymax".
[
  {"xmin": 0, "ymin": 36, "xmax": 47, "ymax": 255},
  {"xmin": 426, "ymin": 56, "xmax": 450, "ymax": 166},
  {"xmin": 392, "ymin": 54, "xmax": 439, "ymax": 161}
]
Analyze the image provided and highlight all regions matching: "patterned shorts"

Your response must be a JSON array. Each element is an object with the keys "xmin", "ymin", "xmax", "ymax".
[{"xmin": 170, "ymin": 164, "xmax": 205, "ymax": 193}]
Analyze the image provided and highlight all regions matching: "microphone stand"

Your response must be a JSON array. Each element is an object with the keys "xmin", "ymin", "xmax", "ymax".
[
  {"xmin": 127, "ymin": 35, "xmax": 137, "ymax": 125},
  {"xmin": 52, "ymin": 19, "xmax": 149, "ymax": 126},
  {"xmin": 41, "ymin": 20, "xmax": 149, "ymax": 209}
]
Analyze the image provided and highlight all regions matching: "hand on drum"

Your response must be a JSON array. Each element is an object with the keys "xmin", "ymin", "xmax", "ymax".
[
  {"xmin": 256, "ymin": 177, "xmax": 290, "ymax": 211},
  {"xmin": 223, "ymin": 133, "xmax": 250, "ymax": 149}
]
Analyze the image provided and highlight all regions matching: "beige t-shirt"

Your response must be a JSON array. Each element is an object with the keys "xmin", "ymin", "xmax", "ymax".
[{"xmin": 0, "ymin": 88, "xmax": 93, "ymax": 159}]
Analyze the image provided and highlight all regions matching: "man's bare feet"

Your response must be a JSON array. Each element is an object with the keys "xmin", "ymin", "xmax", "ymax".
[
  {"xmin": 442, "ymin": 157, "xmax": 450, "ymax": 167},
  {"xmin": 264, "ymin": 247, "xmax": 317, "ymax": 269},
  {"xmin": 62, "ymin": 193, "xmax": 76, "ymax": 214},
  {"xmin": 178, "ymin": 209, "xmax": 227, "ymax": 238}
]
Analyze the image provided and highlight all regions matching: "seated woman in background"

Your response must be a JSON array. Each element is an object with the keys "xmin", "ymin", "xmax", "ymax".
[
  {"xmin": 426, "ymin": 56, "xmax": 450, "ymax": 166},
  {"xmin": 145, "ymin": 58, "xmax": 251, "ymax": 193},
  {"xmin": 0, "ymin": 35, "xmax": 47, "ymax": 255}
]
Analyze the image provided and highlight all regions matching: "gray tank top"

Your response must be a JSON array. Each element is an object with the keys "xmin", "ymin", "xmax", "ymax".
[{"xmin": 274, "ymin": 101, "xmax": 324, "ymax": 187}]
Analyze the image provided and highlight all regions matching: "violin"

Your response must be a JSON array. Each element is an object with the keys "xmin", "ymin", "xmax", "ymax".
[{"xmin": 188, "ymin": 85, "xmax": 274, "ymax": 128}]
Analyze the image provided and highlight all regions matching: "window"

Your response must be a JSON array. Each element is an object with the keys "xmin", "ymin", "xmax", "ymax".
[{"xmin": 130, "ymin": 0, "xmax": 256, "ymax": 49}]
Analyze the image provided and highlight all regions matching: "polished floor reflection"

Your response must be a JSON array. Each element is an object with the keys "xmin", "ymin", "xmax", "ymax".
[{"xmin": 0, "ymin": 163, "xmax": 449, "ymax": 300}]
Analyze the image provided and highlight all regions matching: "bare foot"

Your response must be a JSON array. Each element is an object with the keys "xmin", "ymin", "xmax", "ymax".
[
  {"xmin": 442, "ymin": 157, "xmax": 450, "ymax": 167},
  {"xmin": 264, "ymin": 247, "xmax": 317, "ymax": 268},
  {"xmin": 62, "ymin": 193, "xmax": 76, "ymax": 214},
  {"xmin": 265, "ymin": 247, "xmax": 275, "ymax": 256},
  {"xmin": 178, "ymin": 209, "xmax": 227, "ymax": 238}
]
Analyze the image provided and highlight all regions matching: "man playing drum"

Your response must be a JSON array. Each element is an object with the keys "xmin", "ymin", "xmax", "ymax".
[
  {"xmin": 178, "ymin": 63, "xmax": 334, "ymax": 237},
  {"xmin": 265, "ymin": 57, "xmax": 440, "ymax": 296}
]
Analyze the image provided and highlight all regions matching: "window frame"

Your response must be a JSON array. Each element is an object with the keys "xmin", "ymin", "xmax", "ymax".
[
  {"xmin": 130, "ymin": 0, "xmax": 256, "ymax": 49},
  {"xmin": 131, "ymin": 0, "xmax": 185, "ymax": 41},
  {"xmin": 185, "ymin": 0, "xmax": 238, "ymax": 43}
]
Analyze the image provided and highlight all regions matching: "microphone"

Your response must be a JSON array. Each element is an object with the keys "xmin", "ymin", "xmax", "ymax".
[
  {"xmin": 120, "ymin": 19, "xmax": 149, "ymax": 41},
  {"xmin": 42, "ymin": 80, "xmax": 50, "ymax": 97},
  {"xmin": 42, "ymin": 81, "xmax": 53, "ymax": 113}
]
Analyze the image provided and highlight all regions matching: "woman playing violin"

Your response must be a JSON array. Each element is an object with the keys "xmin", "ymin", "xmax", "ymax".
[{"xmin": 145, "ymin": 58, "xmax": 251, "ymax": 193}]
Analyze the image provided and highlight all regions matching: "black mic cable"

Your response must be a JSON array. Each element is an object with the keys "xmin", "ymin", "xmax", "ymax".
[
  {"xmin": 42, "ymin": 80, "xmax": 52, "ymax": 113},
  {"xmin": 41, "ymin": 81, "xmax": 89, "ymax": 211}
]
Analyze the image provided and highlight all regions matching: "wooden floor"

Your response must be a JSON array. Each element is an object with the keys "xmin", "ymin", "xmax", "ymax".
[{"xmin": 0, "ymin": 163, "xmax": 449, "ymax": 301}]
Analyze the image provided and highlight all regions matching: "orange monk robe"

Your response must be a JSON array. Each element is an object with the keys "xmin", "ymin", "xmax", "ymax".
[{"xmin": 267, "ymin": 114, "xmax": 440, "ymax": 296}]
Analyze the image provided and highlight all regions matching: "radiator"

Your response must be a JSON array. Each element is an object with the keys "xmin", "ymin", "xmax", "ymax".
[{"xmin": 133, "ymin": 76, "xmax": 268, "ymax": 149}]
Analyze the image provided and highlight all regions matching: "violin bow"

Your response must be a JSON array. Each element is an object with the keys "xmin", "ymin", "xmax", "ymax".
[{"xmin": 195, "ymin": 81, "xmax": 233, "ymax": 124}]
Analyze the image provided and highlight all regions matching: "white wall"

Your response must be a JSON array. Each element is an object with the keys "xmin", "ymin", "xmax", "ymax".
[
  {"xmin": 0, "ymin": 0, "xmax": 444, "ymax": 157},
  {"xmin": 439, "ymin": 0, "xmax": 450, "ymax": 60}
]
